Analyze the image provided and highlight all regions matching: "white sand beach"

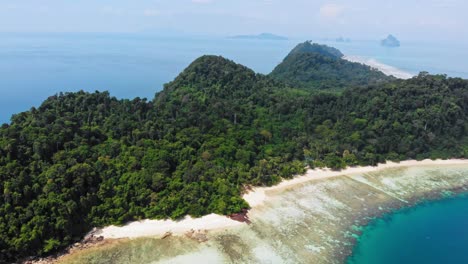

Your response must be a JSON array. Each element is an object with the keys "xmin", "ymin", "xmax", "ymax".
[
  {"xmin": 244, "ymin": 159, "xmax": 468, "ymax": 207},
  {"xmin": 343, "ymin": 55, "xmax": 415, "ymax": 79},
  {"xmin": 96, "ymin": 159, "xmax": 468, "ymax": 240},
  {"xmin": 95, "ymin": 214, "xmax": 243, "ymax": 239}
]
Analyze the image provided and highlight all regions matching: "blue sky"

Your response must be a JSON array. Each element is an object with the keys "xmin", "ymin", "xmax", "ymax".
[{"xmin": 0, "ymin": 0, "xmax": 466, "ymax": 41}]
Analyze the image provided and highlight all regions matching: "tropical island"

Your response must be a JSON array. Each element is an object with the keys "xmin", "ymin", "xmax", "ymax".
[
  {"xmin": 1, "ymin": 41, "xmax": 468, "ymax": 263},
  {"xmin": 381, "ymin": 34, "xmax": 401, "ymax": 47},
  {"xmin": 230, "ymin": 32, "xmax": 288, "ymax": 40}
]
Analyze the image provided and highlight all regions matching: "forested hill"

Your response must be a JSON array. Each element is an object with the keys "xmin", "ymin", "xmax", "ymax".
[
  {"xmin": 1, "ymin": 48, "xmax": 468, "ymax": 262},
  {"xmin": 287, "ymin": 42, "xmax": 344, "ymax": 59},
  {"xmin": 270, "ymin": 41, "xmax": 393, "ymax": 90}
]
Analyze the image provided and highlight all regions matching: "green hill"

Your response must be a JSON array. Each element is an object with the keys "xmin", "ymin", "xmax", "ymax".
[
  {"xmin": 1, "ymin": 46, "xmax": 468, "ymax": 262},
  {"xmin": 287, "ymin": 41, "xmax": 344, "ymax": 59},
  {"xmin": 270, "ymin": 41, "xmax": 393, "ymax": 90}
]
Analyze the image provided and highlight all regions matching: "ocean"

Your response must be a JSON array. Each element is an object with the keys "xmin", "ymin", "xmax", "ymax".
[
  {"xmin": 347, "ymin": 194, "xmax": 468, "ymax": 264},
  {"xmin": 0, "ymin": 32, "xmax": 294, "ymax": 124},
  {"xmin": 1, "ymin": 33, "xmax": 468, "ymax": 124}
]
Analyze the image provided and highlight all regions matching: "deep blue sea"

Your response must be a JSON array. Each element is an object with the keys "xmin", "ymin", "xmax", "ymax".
[
  {"xmin": 347, "ymin": 194, "xmax": 468, "ymax": 264},
  {"xmin": 1, "ymin": 33, "xmax": 468, "ymax": 124}
]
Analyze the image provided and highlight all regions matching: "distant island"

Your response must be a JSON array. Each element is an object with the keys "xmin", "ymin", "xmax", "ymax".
[
  {"xmin": 336, "ymin": 37, "xmax": 351, "ymax": 43},
  {"xmin": 381, "ymin": 34, "xmax": 400, "ymax": 47},
  {"xmin": 230, "ymin": 33, "xmax": 288, "ymax": 40}
]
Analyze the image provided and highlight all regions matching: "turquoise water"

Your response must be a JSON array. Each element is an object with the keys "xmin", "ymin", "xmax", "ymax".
[
  {"xmin": 1, "ymin": 33, "xmax": 468, "ymax": 124},
  {"xmin": 347, "ymin": 194, "xmax": 468, "ymax": 264}
]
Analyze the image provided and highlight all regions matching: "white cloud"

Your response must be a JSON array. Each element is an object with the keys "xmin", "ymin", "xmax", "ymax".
[
  {"xmin": 319, "ymin": 3, "xmax": 345, "ymax": 20},
  {"xmin": 143, "ymin": 9, "xmax": 160, "ymax": 17}
]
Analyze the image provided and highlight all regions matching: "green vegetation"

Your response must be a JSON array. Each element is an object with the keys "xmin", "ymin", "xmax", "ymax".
[
  {"xmin": 270, "ymin": 41, "xmax": 394, "ymax": 90},
  {"xmin": 286, "ymin": 41, "xmax": 345, "ymax": 59},
  {"xmin": 1, "ymin": 45, "xmax": 468, "ymax": 262}
]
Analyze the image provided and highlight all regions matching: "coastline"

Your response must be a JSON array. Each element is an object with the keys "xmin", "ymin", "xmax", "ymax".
[
  {"xmin": 343, "ymin": 55, "xmax": 414, "ymax": 79},
  {"xmin": 94, "ymin": 213, "xmax": 244, "ymax": 239},
  {"xmin": 243, "ymin": 159, "xmax": 468, "ymax": 207},
  {"xmin": 93, "ymin": 159, "xmax": 468, "ymax": 240},
  {"xmin": 36, "ymin": 159, "xmax": 468, "ymax": 263}
]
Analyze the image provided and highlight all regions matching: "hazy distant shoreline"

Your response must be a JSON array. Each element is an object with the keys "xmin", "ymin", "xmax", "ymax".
[
  {"xmin": 343, "ymin": 55, "xmax": 415, "ymax": 79},
  {"xmin": 40, "ymin": 159, "xmax": 468, "ymax": 263}
]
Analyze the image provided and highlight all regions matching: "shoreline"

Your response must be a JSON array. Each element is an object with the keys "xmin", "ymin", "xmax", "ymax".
[
  {"xmin": 343, "ymin": 55, "xmax": 415, "ymax": 79},
  {"xmin": 95, "ymin": 159, "xmax": 468, "ymax": 240},
  {"xmin": 33, "ymin": 159, "xmax": 468, "ymax": 263},
  {"xmin": 243, "ymin": 159, "xmax": 468, "ymax": 207},
  {"xmin": 94, "ymin": 213, "xmax": 244, "ymax": 239}
]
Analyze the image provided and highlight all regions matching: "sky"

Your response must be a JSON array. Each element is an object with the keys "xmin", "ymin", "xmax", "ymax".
[{"xmin": 0, "ymin": 0, "xmax": 467, "ymax": 41}]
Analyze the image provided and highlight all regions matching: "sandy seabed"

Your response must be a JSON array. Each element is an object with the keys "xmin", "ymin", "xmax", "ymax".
[{"xmin": 49, "ymin": 159, "xmax": 468, "ymax": 264}]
